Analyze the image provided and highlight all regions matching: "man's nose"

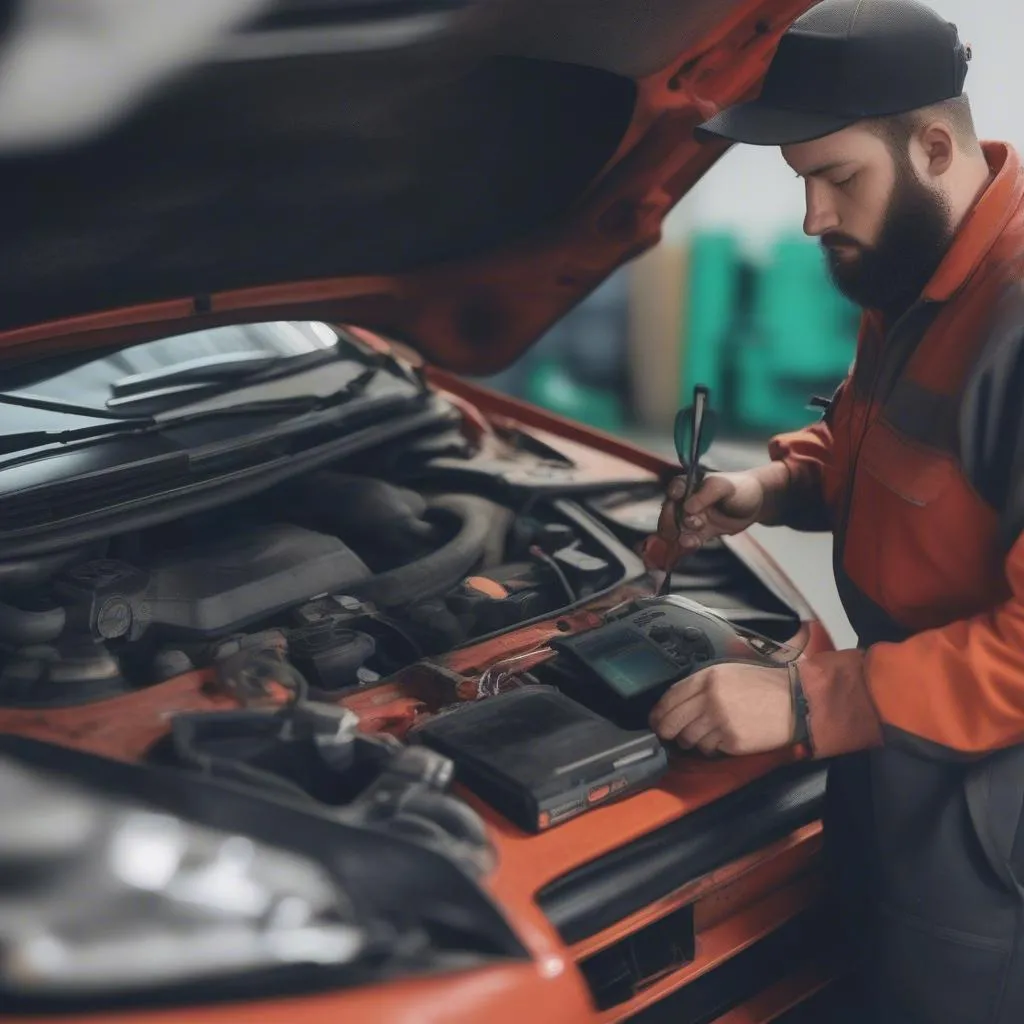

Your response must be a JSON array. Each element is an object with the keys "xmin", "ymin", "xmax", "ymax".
[{"xmin": 802, "ymin": 181, "xmax": 839, "ymax": 237}]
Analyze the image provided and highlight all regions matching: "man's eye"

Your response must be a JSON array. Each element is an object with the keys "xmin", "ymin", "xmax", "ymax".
[{"xmin": 833, "ymin": 174, "xmax": 857, "ymax": 188}]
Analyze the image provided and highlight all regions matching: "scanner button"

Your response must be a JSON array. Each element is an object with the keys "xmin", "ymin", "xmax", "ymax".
[
  {"xmin": 588, "ymin": 785, "xmax": 611, "ymax": 803},
  {"xmin": 682, "ymin": 627, "xmax": 704, "ymax": 641}
]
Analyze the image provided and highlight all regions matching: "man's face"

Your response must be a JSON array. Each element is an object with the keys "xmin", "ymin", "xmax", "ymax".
[{"xmin": 782, "ymin": 125, "xmax": 953, "ymax": 314}]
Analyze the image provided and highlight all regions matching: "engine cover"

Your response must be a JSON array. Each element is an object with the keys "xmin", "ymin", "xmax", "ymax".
[
  {"xmin": 59, "ymin": 525, "xmax": 372, "ymax": 642},
  {"xmin": 147, "ymin": 524, "xmax": 373, "ymax": 639}
]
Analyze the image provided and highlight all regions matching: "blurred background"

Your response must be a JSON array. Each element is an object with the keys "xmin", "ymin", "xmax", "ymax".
[{"xmin": 470, "ymin": 0, "xmax": 1014, "ymax": 646}]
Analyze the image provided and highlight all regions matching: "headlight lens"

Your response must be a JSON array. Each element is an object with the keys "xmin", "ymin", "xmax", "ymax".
[{"xmin": 0, "ymin": 758, "xmax": 366, "ymax": 995}]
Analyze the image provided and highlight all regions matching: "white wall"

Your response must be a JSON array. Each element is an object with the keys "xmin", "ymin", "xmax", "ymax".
[{"xmin": 664, "ymin": 0, "xmax": 1021, "ymax": 253}]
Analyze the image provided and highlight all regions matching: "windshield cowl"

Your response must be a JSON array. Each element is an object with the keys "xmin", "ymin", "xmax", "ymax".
[{"xmin": 0, "ymin": 322, "xmax": 426, "ymax": 462}]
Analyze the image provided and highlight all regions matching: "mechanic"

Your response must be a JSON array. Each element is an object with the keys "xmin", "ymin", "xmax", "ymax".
[{"xmin": 642, "ymin": 1, "xmax": 1024, "ymax": 1021}]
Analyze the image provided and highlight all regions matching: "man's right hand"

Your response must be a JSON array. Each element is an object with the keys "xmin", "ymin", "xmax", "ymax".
[{"xmin": 641, "ymin": 466, "xmax": 784, "ymax": 571}]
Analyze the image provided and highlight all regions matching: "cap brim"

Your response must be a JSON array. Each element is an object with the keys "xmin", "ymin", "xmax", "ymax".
[{"xmin": 695, "ymin": 100, "xmax": 857, "ymax": 146}]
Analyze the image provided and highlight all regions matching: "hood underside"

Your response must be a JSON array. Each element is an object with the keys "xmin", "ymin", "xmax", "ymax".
[{"xmin": 0, "ymin": 0, "xmax": 813, "ymax": 374}]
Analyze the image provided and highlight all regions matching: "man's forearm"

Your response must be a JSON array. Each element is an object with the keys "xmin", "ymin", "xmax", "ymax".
[
  {"xmin": 762, "ymin": 415, "xmax": 839, "ymax": 532},
  {"xmin": 749, "ymin": 456, "xmax": 834, "ymax": 532},
  {"xmin": 751, "ymin": 460, "xmax": 795, "ymax": 527}
]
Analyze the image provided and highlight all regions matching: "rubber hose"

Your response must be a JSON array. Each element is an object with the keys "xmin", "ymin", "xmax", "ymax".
[
  {"xmin": 480, "ymin": 504, "xmax": 514, "ymax": 568},
  {"xmin": 0, "ymin": 601, "xmax": 66, "ymax": 646},
  {"xmin": 0, "ymin": 547, "xmax": 87, "ymax": 590},
  {"xmin": 353, "ymin": 494, "xmax": 496, "ymax": 608},
  {"xmin": 288, "ymin": 473, "xmax": 436, "ymax": 567}
]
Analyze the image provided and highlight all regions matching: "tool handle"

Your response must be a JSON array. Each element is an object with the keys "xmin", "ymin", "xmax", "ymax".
[{"xmin": 672, "ymin": 462, "xmax": 707, "ymax": 530}]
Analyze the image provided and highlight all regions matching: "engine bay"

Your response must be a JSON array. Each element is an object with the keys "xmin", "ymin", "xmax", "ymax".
[
  {"xmin": 0, "ymin": 398, "xmax": 810, "ymax": 744},
  {"xmin": 0, "ymin": 469, "xmax": 637, "ymax": 708},
  {"xmin": 0, "ymin": 429, "xmax": 813, "ymax": 852},
  {"xmin": 0, "ymin": 395, "xmax": 813, "ymax": 790}
]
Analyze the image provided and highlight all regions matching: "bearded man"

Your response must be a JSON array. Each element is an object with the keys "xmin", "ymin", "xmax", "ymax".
[{"xmin": 644, "ymin": 2, "xmax": 1024, "ymax": 1021}]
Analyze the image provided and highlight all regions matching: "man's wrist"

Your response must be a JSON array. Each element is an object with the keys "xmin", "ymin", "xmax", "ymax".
[{"xmin": 751, "ymin": 460, "xmax": 793, "ymax": 526}]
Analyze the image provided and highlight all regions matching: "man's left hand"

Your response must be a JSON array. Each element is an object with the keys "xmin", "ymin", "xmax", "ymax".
[{"xmin": 650, "ymin": 663, "xmax": 795, "ymax": 756}]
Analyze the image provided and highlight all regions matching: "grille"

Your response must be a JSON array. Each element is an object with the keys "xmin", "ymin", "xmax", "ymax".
[
  {"xmin": 624, "ymin": 911, "xmax": 831, "ymax": 1023},
  {"xmin": 580, "ymin": 905, "xmax": 696, "ymax": 1011}
]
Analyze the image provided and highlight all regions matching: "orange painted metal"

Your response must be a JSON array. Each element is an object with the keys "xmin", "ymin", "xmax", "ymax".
[
  {"xmin": 0, "ymin": 671, "xmax": 230, "ymax": 762},
  {"xmin": 1, "ymin": 963, "xmax": 595, "ymax": 1024}
]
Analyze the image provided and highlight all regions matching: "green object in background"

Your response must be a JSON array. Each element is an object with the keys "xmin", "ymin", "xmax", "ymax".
[
  {"xmin": 754, "ymin": 233, "xmax": 857, "ymax": 376},
  {"xmin": 734, "ymin": 344, "xmax": 824, "ymax": 433},
  {"xmin": 734, "ymin": 233, "xmax": 858, "ymax": 434},
  {"xmin": 680, "ymin": 231, "xmax": 742, "ymax": 406},
  {"xmin": 526, "ymin": 359, "xmax": 625, "ymax": 433}
]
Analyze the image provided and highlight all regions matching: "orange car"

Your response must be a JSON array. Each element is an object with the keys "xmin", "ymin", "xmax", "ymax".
[{"xmin": 0, "ymin": 1, "xmax": 840, "ymax": 1021}]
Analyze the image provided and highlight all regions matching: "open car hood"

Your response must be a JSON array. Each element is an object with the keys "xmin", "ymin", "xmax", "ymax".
[{"xmin": 0, "ymin": 0, "xmax": 813, "ymax": 374}]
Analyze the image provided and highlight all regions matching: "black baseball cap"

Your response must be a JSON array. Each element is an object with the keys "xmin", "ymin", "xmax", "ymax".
[{"xmin": 696, "ymin": 0, "xmax": 972, "ymax": 146}]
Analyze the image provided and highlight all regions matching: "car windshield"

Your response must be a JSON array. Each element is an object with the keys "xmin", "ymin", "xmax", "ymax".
[{"xmin": 1, "ymin": 320, "xmax": 345, "ymax": 417}]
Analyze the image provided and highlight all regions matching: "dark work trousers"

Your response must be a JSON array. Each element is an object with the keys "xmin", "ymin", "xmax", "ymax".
[{"xmin": 818, "ymin": 747, "xmax": 1024, "ymax": 1024}]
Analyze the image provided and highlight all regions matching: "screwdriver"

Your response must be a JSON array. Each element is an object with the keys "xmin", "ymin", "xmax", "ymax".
[{"xmin": 658, "ymin": 384, "xmax": 715, "ymax": 596}]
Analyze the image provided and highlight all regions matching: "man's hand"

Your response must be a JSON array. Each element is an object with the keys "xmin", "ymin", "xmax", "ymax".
[
  {"xmin": 649, "ymin": 663, "xmax": 795, "ymax": 756},
  {"xmin": 641, "ymin": 470, "xmax": 767, "ymax": 571}
]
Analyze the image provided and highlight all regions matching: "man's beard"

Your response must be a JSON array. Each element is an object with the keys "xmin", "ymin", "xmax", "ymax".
[{"xmin": 822, "ymin": 168, "xmax": 953, "ymax": 316}]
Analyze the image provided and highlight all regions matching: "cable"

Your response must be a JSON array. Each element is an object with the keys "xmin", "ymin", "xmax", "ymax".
[{"xmin": 528, "ymin": 544, "xmax": 576, "ymax": 604}]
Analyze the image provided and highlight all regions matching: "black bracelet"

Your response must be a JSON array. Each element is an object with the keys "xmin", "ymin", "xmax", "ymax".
[{"xmin": 789, "ymin": 663, "xmax": 810, "ymax": 747}]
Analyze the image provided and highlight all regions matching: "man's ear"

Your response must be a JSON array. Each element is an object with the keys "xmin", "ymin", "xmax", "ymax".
[{"xmin": 915, "ymin": 121, "xmax": 956, "ymax": 178}]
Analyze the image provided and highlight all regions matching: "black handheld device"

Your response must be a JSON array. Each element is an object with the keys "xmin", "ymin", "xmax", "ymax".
[
  {"xmin": 544, "ymin": 595, "xmax": 800, "ymax": 729},
  {"xmin": 409, "ymin": 685, "xmax": 668, "ymax": 833}
]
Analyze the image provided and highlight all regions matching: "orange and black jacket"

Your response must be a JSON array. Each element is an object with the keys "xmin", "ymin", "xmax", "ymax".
[
  {"xmin": 766, "ymin": 141, "xmax": 1024, "ymax": 1021},
  {"xmin": 771, "ymin": 140, "xmax": 1024, "ymax": 763}
]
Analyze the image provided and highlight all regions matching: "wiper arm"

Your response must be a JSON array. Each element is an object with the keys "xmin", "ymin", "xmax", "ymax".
[
  {"xmin": 109, "ymin": 352, "xmax": 284, "ymax": 399},
  {"xmin": 0, "ymin": 354, "xmax": 293, "ymax": 420},
  {"xmin": 0, "ymin": 391, "xmax": 128, "ymax": 419},
  {"xmin": 0, "ymin": 366, "xmax": 389, "ymax": 457},
  {"xmin": 105, "ymin": 348, "xmax": 358, "ymax": 411},
  {"xmin": 0, "ymin": 419, "xmax": 153, "ymax": 456}
]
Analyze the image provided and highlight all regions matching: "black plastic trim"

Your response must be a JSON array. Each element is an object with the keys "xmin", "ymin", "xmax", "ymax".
[
  {"xmin": 536, "ymin": 762, "xmax": 827, "ymax": 944},
  {"xmin": 624, "ymin": 910, "xmax": 831, "ymax": 1024},
  {"xmin": 580, "ymin": 902, "xmax": 695, "ymax": 1010},
  {"xmin": 0, "ymin": 399, "xmax": 447, "ymax": 558}
]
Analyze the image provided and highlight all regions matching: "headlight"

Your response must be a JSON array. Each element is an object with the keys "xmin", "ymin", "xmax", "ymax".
[{"xmin": 0, "ymin": 757, "xmax": 365, "ymax": 996}]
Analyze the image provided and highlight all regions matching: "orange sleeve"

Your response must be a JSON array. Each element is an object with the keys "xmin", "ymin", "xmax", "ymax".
[
  {"xmin": 761, "ymin": 377, "xmax": 850, "ymax": 532},
  {"xmin": 797, "ymin": 533, "xmax": 1024, "ymax": 759}
]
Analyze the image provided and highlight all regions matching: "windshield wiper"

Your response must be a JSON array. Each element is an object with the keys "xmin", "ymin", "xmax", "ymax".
[
  {"xmin": 0, "ymin": 366, "xmax": 391, "ymax": 457},
  {"xmin": 0, "ymin": 352, "xmax": 321, "ymax": 420},
  {"xmin": 109, "ymin": 352, "xmax": 285, "ymax": 399},
  {"xmin": 0, "ymin": 420, "xmax": 153, "ymax": 455}
]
